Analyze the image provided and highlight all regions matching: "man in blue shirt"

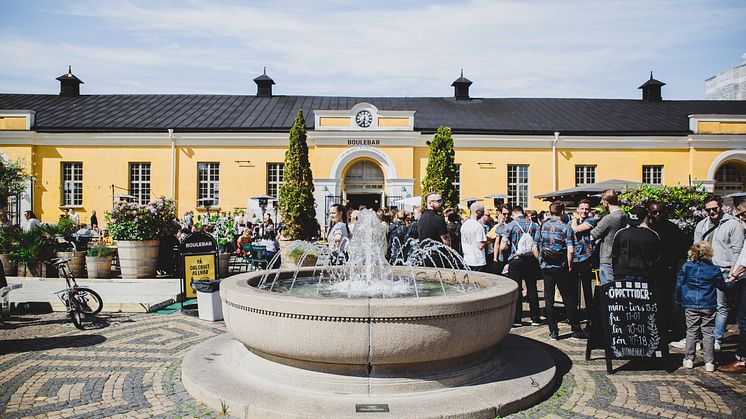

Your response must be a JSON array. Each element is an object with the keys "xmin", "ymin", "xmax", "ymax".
[
  {"xmin": 539, "ymin": 201, "xmax": 586, "ymax": 340},
  {"xmin": 500, "ymin": 205, "xmax": 542, "ymax": 327},
  {"xmin": 569, "ymin": 199, "xmax": 597, "ymax": 320}
]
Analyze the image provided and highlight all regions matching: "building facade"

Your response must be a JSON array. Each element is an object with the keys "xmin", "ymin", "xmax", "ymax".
[
  {"xmin": 706, "ymin": 53, "xmax": 746, "ymax": 100},
  {"xmin": 2, "ymin": 69, "xmax": 746, "ymax": 229}
]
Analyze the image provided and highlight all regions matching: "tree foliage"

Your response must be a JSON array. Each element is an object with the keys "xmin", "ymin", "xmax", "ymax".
[
  {"xmin": 619, "ymin": 184, "xmax": 710, "ymax": 235},
  {"xmin": 278, "ymin": 110, "xmax": 317, "ymax": 240},
  {"xmin": 0, "ymin": 158, "xmax": 31, "ymax": 209},
  {"xmin": 421, "ymin": 126, "xmax": 459, "ymax": 209}
]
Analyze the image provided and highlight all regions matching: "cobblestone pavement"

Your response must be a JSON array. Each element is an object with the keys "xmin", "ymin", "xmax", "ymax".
[{"xmin": 1, "ymin": 311, "xmax": 746, "ymax": 418}]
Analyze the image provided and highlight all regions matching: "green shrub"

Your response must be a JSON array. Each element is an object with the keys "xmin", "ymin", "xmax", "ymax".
[
  {"xmin": 8, "ymin": 227, "xmax": 58, "ymax": 266},
  {"xmin": 278, "ymin": 110, "xmax": 317, "ymax": 240},
  {"xmin": 0, "ymin": 225, "xmax": 21, "ymax": 254},
  {"xmin": 105, "ymin": 198, "xmax": 178, "ymax": 241},
  {"xmin": 421, "ymin": 126, "xmax": 459, "ymax": 209},
  {"xmin": 87, "ymin": 242, "xmax": 116, "ymax": 257}
]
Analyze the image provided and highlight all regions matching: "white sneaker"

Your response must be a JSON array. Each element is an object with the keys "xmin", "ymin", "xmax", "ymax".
[
  {"xmin": 714, "ymin": 340, "xmax": 721, "ymax": 352},
  {"xmin": 697, "ymin": 342, "xmax": 702, "ymax": 351},
  {"xmin": 683, "ymin": 359, "xmax": 694, "ymax": 369},
  {"xmin": 670, "ymin": 338, "xmax": 686, "ymax": 349},
  {"xmin": 705, "ymin": 362, "xmax": 716, "ymax": 372}
]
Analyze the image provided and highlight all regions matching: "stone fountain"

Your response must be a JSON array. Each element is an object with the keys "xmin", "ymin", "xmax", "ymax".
[{"xmin": 182, "ymin": 211, "xmax": 555, "ymax": 418}]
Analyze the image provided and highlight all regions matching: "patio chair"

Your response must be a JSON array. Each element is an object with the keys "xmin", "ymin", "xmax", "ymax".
[
  {"xmin": 239, "ymin": 243, "xmax": 253, "ymax": 272},
  {"xmin": 248, "ymin": 244, "xmax": 269, "ymax": 271}
]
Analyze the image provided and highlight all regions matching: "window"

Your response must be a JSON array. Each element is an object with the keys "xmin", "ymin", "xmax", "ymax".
[
  {"xmin": 198, "ymin": 162, "xmax": 220, "ymax": 206},
  {"xmin": 129, "ymin": 163, "xmax": 151, "ymax": 204},
  {"xmin": 62, "ymin": 162, "xmax": 83, "ymax": 206},
  {"xmin": 267, "ymin": 163, "xmax": 285, "ymax": 198},
  {"xmin": 715, "ymin": 163, "xmax": 745, "ymax": 194},
  {"xmin": 642, "ymin": 165, "xmax": 663, "ymax": 185},
  {"xmin": 453, "ymin": 164, "xmax": 461, "ymax": 203},
  {"xmin": 508, "ymin": 164, "xmax": 529, "ymax": 208},
  {"xmin": 575, "ymin": 165, "xmax": 596, "ymax": 186}
]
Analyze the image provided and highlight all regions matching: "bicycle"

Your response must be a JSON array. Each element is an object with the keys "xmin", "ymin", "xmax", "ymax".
[{"xmin": 52, "ymin": 258, "xmax": 104, "ymax": 329}]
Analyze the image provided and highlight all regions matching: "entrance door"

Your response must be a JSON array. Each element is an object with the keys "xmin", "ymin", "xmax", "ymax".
[{"xmin": 347, "ymin": 194, "xmax": 380, "ymax": 211}]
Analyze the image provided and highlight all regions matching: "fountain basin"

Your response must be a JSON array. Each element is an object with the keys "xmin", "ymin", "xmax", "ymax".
[{"xmin": 221, "ymin": 266, "xmax": 518, "ymax": 371}]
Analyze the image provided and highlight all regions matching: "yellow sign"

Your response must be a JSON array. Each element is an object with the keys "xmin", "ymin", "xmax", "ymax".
[{"xmin": 184, "ymin": 255, "xmax": 216, "ymax": 298}]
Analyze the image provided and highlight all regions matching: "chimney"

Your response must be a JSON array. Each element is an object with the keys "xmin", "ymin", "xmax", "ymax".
[
  {"xmin": 253, "ymin": 67, "xmax": 275, "ymax": 97},
  {"xmin": 451, "ymin": 70, "xmax": 472, "ymax": 100},
  {"xmin": 55, "ymin": 66, "xmax": 84, "ymax": 97},
  {"xmin": 638, "ymin": 71, "xmax": 665, "ymax": 102}
]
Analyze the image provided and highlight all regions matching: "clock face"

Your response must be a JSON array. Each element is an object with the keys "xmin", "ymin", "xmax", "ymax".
[{"xmin": 355, "ymin": 110, "xmax": 373, "ymax": 128}]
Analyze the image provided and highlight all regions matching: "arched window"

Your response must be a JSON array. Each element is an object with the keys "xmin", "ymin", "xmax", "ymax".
[
  {"xmin": 715, "ymin": 163, "xmax": 745, "ymax": 195},
  {"xmin": 344, "ymin": 160, "xmax": 384, "ymax": 193}
]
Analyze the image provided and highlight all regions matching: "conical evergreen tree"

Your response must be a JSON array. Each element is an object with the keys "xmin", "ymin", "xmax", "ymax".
[
  {"xmin": 421, "ymin": 126, "xmax": 458, "ymax": 209},
  {"xmin": 278, "ymin": 110, "xmax": 317, "ymax": 240}
]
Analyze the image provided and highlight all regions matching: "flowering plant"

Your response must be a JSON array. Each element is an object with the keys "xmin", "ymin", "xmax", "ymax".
[
  {"xmin": 619, "ymin": 185, "xmax": 710, "ymax": 235},
  {"xmin": 195, "ymin": 212, "xmax": 236, "ymax": 253},
  {"xmin": 105, "ymin": 198, "xmax": 178, "ymax": 241}
]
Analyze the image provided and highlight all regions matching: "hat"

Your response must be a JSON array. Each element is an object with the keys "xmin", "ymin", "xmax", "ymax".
[{"xmin": 627, "ymin": 207, "xmax": 647, "ymax": 227}]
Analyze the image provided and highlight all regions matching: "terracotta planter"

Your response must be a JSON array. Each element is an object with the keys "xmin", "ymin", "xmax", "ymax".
[
  {"xmin": 0, "ymin": 253, "xmax": 17, "ymax": 276},
  {"xmin": 117, "ymin": 240, "xmax": 160, "ymax": 279},
  {"xmin": 56, "ymin": 251, "xmax": 86, "ymax": 278},
  {"xmin": 86, "ymin": 256, "xmax": 113, "ymax": 279},
  {"xmin": 219, "ymin": 253, "xmax": 231, "ymax": 278}
]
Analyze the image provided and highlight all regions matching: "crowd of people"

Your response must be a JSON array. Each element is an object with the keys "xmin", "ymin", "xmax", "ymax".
[{"xmin": 323, "ymin": 189, "xmax": 746, "ymax": 373}]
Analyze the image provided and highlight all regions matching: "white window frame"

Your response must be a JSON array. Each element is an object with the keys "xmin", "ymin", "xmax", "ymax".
[
  {"xmin": 267, "ymin": 163, "xmax": 285, "ymax": 198},
  {"xmin": 198, "ymin": 162, "xmax": 220, "ymax": 207},
  {"xmin": 575, "ymin": 165, "xmax": 596, "ymax": 186},
  {"xmin": 642, "ymin": 165, "xmax": 663, "ymax": 185},
  {"xmin": 453, "ymin": 163, "xmax": 461, "ymax": 203},
  {"xmin": 508, "ymin": 164, "xmax": 529, "ymax": 208},
  {"xmin": 62, "ymin": 162, "xmax": 83, "ymax": 207},
  {"xmin": 129, "ymin": 162, "xmax": 151, "ymax": 204}
]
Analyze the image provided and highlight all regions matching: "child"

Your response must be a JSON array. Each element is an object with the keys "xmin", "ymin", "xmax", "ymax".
[{"xmin": 675, "ymin": 241, "xmax": 725, "ymax": 371}]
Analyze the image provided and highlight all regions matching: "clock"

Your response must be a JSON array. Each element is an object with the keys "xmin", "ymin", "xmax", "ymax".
[{"xmin": 355, "ymin": 110, "xmax": 373, "ymax": 128}]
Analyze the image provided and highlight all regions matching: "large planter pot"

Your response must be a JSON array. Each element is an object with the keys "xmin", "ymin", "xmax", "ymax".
[
  {"xmin": 86, "ymin": 256, "xmax": 113, "ymax": 279},
  {"xmin": 0, "ymin": 253, "xmax": 17, "ymax": 276},
  {"xmin": 56, "ymin": 251, "xmax": 86, "ymax": 278},
  {"xmin": 117, "ymin": 240, "xmax": 160, "ymax": 279},
  {"xmin": 19, "ymin": 262, "xmax": 46, "ymax": 278},
  {"xmin": 219, "ymin": 253, "xmax": 231, "ymax": 278},
  {"xmin": 278, "ymin": 239, "xmax": 317, "ymax": 268}
]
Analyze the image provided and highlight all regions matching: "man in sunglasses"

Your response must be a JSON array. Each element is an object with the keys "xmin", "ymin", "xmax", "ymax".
[
  {"xmin": 692, "ymin": 194, "xmax": 744, "ymax": 352},
  {"xmin": 418, "ymin": 192, "xmax": 450, "ymax": 247}
]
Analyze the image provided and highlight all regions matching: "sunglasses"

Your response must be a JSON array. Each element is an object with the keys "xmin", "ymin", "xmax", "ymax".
[
  {"xmin": 705, "ymin": 207, "xmax": 720, "ymax": 213},
  {"xmin": 429, "ymin": 198, "xmax": 443, "ymax": 204}
]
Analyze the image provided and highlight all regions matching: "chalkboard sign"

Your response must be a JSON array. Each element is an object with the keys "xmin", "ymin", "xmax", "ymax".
[{"xmin": 586, "ymin": 281, "xmax": 670, "ymax": 373}]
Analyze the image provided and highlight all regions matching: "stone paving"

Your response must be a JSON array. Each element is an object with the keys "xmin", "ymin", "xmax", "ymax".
[{"xmin": 1, "ymin": 311, "xmax": 746, "ymax": 418}]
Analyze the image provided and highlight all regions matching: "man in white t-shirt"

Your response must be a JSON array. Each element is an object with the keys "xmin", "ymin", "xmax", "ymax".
[{"xmin": 461, "ymin": 202, "xmax": 487, "ymax": 271}]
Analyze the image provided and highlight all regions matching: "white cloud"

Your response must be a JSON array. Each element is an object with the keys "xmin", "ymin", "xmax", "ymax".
[{"xmin": 1, "ymin": 0, "xmax": 744, "ymax": 98}]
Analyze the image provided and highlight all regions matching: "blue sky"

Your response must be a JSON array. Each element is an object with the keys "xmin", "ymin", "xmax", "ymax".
[{"xmin": 1, "ymin": 0, "xmax": 744, "ymax": 99}]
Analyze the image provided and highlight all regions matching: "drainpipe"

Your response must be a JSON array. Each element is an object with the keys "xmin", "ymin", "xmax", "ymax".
[
  {"xmin": 552, "ymin": 131, "xmax": 559, "ymax": 192},
  {"xmin": 169, "ymin": 129, "xmax": 175, "ymax": 199}
]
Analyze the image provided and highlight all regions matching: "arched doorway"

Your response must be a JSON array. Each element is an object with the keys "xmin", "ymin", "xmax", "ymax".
[
  {"xmin": 344, "ymin": 160, "xmax": 384, "ymax": 210},
  {"xmin": 715, "ymin": 161, "xmax": 746, "ymax": 206}
]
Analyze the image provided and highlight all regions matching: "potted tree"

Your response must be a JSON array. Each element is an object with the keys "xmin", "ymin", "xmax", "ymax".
[
  {"xmin": 209, "ymin": 215, "xmax": 235, "ymax": 278},
  {"xmin": 85, "ymin": 241, "xmax": 116, "ymax": 279},
  {"xmin": 0, "ymin": 225, "xmax": 20, "ymax": 275},
  {"xmin": 105, "ymin": 198, "xmax": 178, "ymax": 279},
  {"xmin": 277, "ymin": 110, "xmax": 317, "ymax": 267},
  {"xmin": 10, "ymin": 226, "xmax": 57, "ymax": 277},
  {"xmin": 421, "ymin": 126, "xmax": 459, "ymax": 209}
]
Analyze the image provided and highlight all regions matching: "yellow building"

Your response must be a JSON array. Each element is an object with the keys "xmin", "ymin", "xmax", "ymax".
[{"xmin": 2, "ymin": 69, "xmax": 746, "ymax": 229}]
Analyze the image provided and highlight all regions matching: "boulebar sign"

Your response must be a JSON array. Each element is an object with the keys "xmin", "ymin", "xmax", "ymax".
[{"xmin": 347, "ymin": 139, "xmax": 381, "ymax": 146}]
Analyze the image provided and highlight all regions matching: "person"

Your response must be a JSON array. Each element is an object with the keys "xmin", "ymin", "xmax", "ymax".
[
  {"xmin": 75, "ymin": 223, "xmax": 92, "ymax": 237},
  {"xmin": 236, "ymin": 228, "xmax": 253, "ymax": 256},
  {"xmin": 444, "ymin": 209, "xmax": 462, "ymax": 256},
  {"xmin": 611, "ymin": 206, "xmax": 660, "ymax": 282},
  {"xmin": 569, "ymin": 199, "xmax": 597, "ymax": 319},
  {"xmin": 675, "ymin": 241, "xmax": 724, "ymax": 372},
  {"xmin": 417, "ymin": 192, "xmax": 450, "ymax": 246},
  {"xmin": 538, "ymin": 201, "xmax": 585, "ymax": 340},
  {"xmin": 23, "ymin": 210, "xmax": 41, "ymax": 232},
  {"xmin": 328, "ymin": 204, "xmax": 351, "ymax": 264},
  {"xmin": 461, "ymin": 202, "xmax": 487, "ymax": 272},
  {"xmin": 349, "ymin": 210, "xmax": 360, "ymax": 235},
  {"xmin": 479, "ymin": 212, "xmax": 495, "ymax": 273},
  {"xmin": 590, "ymin": 189, "xmax": 628, "ymax": 284},
  {"xmin": 719, "ymin": 202, "xmax": 746, "ymax": 373},
  {"xmin": 648, "ymin": 202, "xmax": 687, "ymax": 342},
  {"xmin": 388, "ymin": 210, "xmax": 410, "ymax": 264},
  {"xmin": 500, "ymin": 205, "xmax": 542, "ymax": 327},
  {"xmin": 184, "ymin": 211, "xmax": 194, "ymax": 230},
  {"xmin": 493, "ymin": 204, "xmax": 512, "ymax": 275},
  {"xmin": 69, "ymin": 208, "xmax": 80, "ymax": 226},
  {"xmin": 693, "ymin": 194, "xmax": 743, "ymax": 352},
  {"xmin": 90, "ymin": 210, "xmax": 98, "ymax": 228}
]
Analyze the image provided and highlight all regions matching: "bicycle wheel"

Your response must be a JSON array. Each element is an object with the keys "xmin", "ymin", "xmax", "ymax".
[
  {"xmin": 75, "ymin": 288, "xmax": 103, "ymax": 315},
  {"xmin": 68, "ymin": 298, "xmax": 85, "ymax": 330}
]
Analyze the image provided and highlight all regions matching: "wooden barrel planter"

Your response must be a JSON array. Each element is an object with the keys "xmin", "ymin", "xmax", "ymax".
[
  {"xmin": 0, "ymin": 253, "xmax": 17, "ymax": 276},
  {"xmin": 117, "ymin": 240, "xmax": 159, "ymax": 279},
  {"xmin": 86, "ymin": 256, "xmax": 113, "ymax": 279},
  {"xmin": 56, "ymin": 251, "xmax": 86, "ymax": 278},
  {"xmin": 19, "ymin": 262, "xmax": 46, "ymax": 278}
]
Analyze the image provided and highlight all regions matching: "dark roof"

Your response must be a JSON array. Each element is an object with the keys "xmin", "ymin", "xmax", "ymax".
[
  {"xmin": 0, "ymin": 93, "xmax": 745, "ymax": 135},
  {"xmin": 535, "ymin": 179, "xmax": 662, "ymax": 200}
]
